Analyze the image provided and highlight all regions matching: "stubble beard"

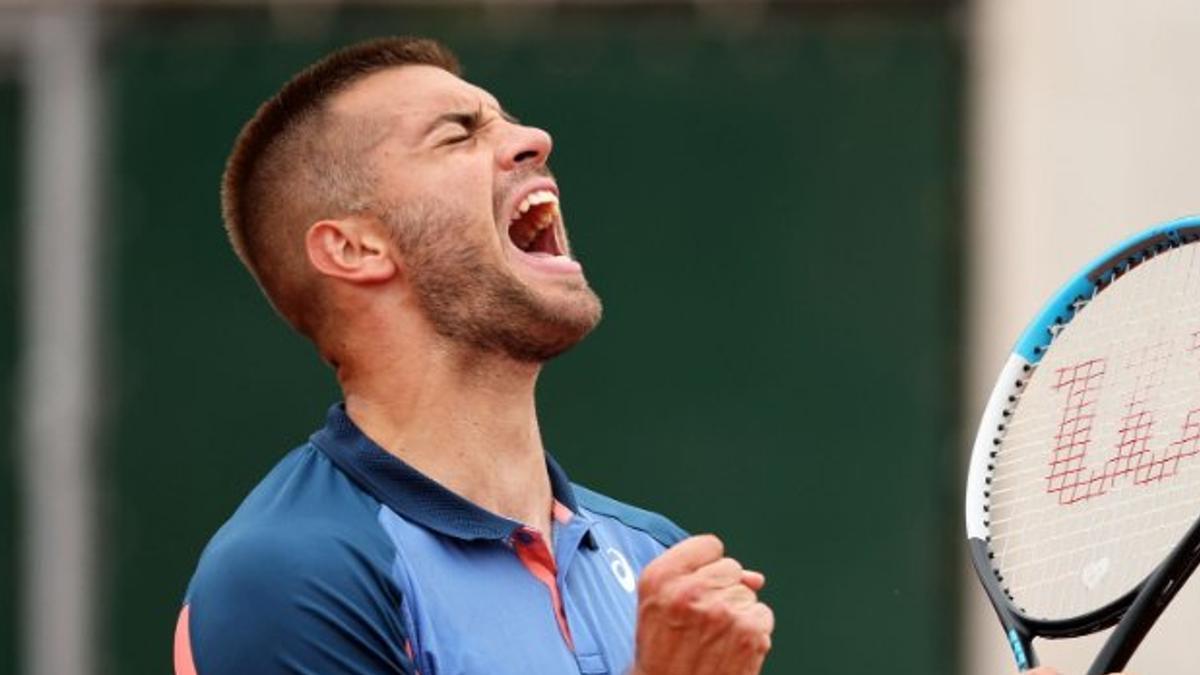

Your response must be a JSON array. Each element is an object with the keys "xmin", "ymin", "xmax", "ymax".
[{"xmin": 383, "ymin": 198, "xmax": 603, "ymax": 363}]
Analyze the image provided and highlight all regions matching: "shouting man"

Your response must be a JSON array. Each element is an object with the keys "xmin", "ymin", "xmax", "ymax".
[{"xmin": 174, "ymin": 37, "xmax": 774, "ymax": 675}]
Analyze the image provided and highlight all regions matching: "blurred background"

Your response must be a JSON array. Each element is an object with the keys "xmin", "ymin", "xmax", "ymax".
[{"xmin": 0, "ymin": 0, "xmax": 1197, "ymax": 674}]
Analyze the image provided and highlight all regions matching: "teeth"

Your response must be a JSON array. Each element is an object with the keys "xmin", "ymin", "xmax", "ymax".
[
  {"xmin": 513, "ymin": 189, "xmax": 558, "ymax": 220},
  {"xmin": 530, "ymin": 190, "xmax": 557, "ymax": 206},
  {"xmin": 507, "ymin": 189, "xmax": 561, "ymax": 254}
]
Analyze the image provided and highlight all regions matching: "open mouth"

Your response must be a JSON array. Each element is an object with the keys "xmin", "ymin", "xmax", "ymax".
[{"xmin": 506, "ymin": 189, "xmax": 564, "ymax": 257}]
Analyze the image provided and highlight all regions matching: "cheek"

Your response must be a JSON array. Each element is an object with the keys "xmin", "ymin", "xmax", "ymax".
[
  {"xmin": 379, "ymin": 155, "xmax": 501, "ymax": 240},
  {"xmin": 430, "ymin": 166, "xmax": 497, "ymax": 226},
  {"xmin": 442, "ymin": 154, "xmax": 498, "ymax": 213}
]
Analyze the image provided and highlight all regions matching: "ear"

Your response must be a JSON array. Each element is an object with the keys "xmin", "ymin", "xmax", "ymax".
[{"xmin": 305, "ymin": 216, "xmax": 397, "ymax": 283}]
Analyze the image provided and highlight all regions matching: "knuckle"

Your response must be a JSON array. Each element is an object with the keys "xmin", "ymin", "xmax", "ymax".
[
  {"xmin": 746, "ymin": 634, "xmax": 771, "ymax": 655},
  {"xmin": 637, "ymin": 567, "xmax": 661, "ymax": 594},
  {"xmin": 758, "ymin": 603, "xmax": 776, "ymax": 632},
  {"xmin": 695, "ymin": 533, "xmax": 725, "ymax": 558},
  {"xmin": 733, "ymin": 611, "xmax": 759, "ymax": 634},
  {"xmin": 702, "ymin": 602, "xmax": 736, "ymax": 627},
  {"xmin": 735, "ymin": 629, "xmax": 762, "ymax": 652},
  {"xmin": 664, "ymin": 579, "xmax": 703, "ymax": 615},
  {"xmin": 729, "ymin": 585, "xmax": 757, "ymax": 604},
  {"xmin": 728, "ymin": 604, "xmax": 774, "ymax": 648},
  {"xmin": 711, "ymin": 557, "xmax": 743, "ymax": 580}
]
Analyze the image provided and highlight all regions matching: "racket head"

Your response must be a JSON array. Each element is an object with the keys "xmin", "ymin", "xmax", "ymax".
[{"xmin": 966, "ymin": 216, "xmax": 1200, "ymax": 643}]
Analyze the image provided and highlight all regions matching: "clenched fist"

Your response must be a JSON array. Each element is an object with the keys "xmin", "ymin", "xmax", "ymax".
[
  {"xmin": 630, "ymin": 535, "xmax": 774, "ymax": 675},
  {"xmin": 1032, "ymin": 662, "xmax": 1132, "ymax": 667}
]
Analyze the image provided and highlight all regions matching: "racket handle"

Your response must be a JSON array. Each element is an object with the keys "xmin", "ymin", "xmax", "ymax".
[
  {"xmin": 970, "ymin": 539, "xmax": 1039, "ymax": 670},
  {"xmin": 1006, "ymin": 626, "xmax": 1036, "ymax": 671},
  {"xmin": 1088, "ymin": 516, "xmax": 1200, "ymax": 675}
]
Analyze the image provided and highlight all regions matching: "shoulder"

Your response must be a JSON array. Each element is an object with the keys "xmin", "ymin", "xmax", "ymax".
[
  {"xmin": 572, "ymin": 482, "xmax": 689, "ymax": 548},
  {"xmin": 190, "ymin": 509, "xmax": 392, "ymax": 598},
  {"xmin": 188, "ymin": 442, "xmax": 398, "ymax": 605},
  {"xmin": 181, "ymin": 445, "xmax": 412, "ymax": 674}
]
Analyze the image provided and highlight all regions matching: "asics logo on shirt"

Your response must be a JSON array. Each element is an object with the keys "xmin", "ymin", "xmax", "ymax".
[{"xmin": 606, "ymin": 547, "xmax": 636, "ymax": 593}]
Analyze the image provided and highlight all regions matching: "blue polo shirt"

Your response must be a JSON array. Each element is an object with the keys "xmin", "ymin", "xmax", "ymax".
[{"xmin": 174, "ymin": 404, "xmax": 687, "ymax": 675}]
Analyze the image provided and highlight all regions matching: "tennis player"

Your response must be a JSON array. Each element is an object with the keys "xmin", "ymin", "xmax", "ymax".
[{"xmin": 173, "ymin": 37, "xmax": 774, "ymax": 675}]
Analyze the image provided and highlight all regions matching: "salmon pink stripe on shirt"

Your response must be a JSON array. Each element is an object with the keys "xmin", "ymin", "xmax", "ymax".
[
  {"xmin": 513, "ymin": 527, "xmax": 574, "ymax": 649},
  {"xmin": 552, "ymin": 500, "xmax": 573, "ymax": 524},
  {"xmin": 174, "ymin": 605, "xmax": 198, "ymax": 675},
  {"xmin": 404, "ymin": 638, "xmax": 423, "ymax": 675}
]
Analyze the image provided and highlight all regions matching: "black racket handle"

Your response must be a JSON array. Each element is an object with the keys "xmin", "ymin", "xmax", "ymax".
[{"xmin": 1087, "ymin": 515, "xmax": 1200, "ymax": 675}]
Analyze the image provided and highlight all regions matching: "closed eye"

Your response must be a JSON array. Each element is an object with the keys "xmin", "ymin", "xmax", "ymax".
[
  {"xmin": 440, "ymin": 129, "xmax": 474, "ymax": 145},
  {"xmin": 425, "ymin": 109, "xmax": 481, "ymax": 146},
  {"xmin": 430, "ymin": 104, "xmax": 506, "ymax": 147}
]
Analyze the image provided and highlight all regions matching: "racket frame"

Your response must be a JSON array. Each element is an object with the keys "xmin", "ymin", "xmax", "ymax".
[{"xmin": 965, "ymin": 216, "xmax": 1200, "ymax": 672}]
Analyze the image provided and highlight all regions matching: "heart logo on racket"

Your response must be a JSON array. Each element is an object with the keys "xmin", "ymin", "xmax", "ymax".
[{"xmin": 1081, "ymin": 557, "xmax": 1111, "ymax": 590}]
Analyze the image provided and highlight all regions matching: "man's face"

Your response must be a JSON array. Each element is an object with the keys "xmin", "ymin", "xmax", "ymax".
[{"xmin": 331, "ymin": 65, "xmax": 602, "ymax": 362}]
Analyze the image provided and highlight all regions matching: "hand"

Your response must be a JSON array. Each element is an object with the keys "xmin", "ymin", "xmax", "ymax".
[
  {"xmin": 630, "ymin": 534, "xmax": 774, "ymax": 675},
  {"xmin": 1032, "ymin": 662, "xmax": 1132, "ymax": 667}
]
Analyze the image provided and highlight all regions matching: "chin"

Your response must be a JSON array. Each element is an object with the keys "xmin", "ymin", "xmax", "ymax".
[
  {"xmin": 406, "ymin": 238, "xmax": 603, "ymax": 364},
  {"xmin": 504, "ymin": 289, "xmax": 603, "ymax": 363}
]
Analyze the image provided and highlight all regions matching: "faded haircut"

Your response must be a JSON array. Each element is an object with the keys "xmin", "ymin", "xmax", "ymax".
[{"xmin": 221, "ymin": 36, "xmax": 461, "ymax": 338}]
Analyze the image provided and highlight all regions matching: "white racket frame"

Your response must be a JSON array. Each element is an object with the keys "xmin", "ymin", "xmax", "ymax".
[{"xmin": 965, "ymin": 216, "xmax": 1200, "ymax": 671}]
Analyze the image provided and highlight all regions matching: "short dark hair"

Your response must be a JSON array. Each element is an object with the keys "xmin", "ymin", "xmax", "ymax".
[{"xmin": 221, "ymin": 36, "xmax": 461, "ymax": 338}]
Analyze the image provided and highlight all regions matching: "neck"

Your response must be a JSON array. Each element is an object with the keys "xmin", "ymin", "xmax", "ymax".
[{"xmin": 337, "ymin": 333, "xmax": 554, "ymax": 536}]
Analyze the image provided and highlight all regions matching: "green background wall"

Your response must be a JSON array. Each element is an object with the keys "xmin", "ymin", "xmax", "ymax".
[
  {"xmin": 0, "ymin": 78, "xmax": 20, "ymax": 675},
  {"xmin": 102, "ymin": 5, "xmax": 962, "ymax": 674}
]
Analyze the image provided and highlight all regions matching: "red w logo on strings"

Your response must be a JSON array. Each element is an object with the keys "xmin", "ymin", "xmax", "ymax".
[{"xmin": 1045, "ymin": 337, "xmax": 1200, "ymax": 505}]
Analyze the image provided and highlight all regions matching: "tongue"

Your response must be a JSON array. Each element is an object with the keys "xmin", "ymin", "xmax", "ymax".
[{"xmin": 530, "ymin": 224, "xmax": 558, "ymax": 256}]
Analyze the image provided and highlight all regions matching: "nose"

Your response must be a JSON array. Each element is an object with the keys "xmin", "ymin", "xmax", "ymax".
[{"xmin": 497, "ymin": 122, "xmax": 553, "ymax": 171}]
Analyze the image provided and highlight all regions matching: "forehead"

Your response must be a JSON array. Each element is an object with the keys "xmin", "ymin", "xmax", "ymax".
[{"xmin": 330, "ymin": 64, "xmax": 501, "ymax": 123}]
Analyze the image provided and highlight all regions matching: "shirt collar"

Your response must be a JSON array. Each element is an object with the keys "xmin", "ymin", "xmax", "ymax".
[{"xmin": 311, "ymin": 403, "xmax": 585, "ymax": 542}]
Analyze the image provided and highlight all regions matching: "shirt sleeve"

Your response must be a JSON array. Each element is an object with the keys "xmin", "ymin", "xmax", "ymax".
[{"xmin": 176, "ymin": 524, "xmax": 416, "ymax": 675}]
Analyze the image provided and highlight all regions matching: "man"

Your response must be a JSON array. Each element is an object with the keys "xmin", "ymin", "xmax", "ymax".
[
  {"xmin": 174, "ymin": 37, "xmax": 773, "ymax": 675},
  {"xmin": 173, "ymin": 36, "xmax": 1124, "ymax": 675}
]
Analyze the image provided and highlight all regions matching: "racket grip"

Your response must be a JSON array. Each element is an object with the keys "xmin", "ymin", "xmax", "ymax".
[
  {"xmin": 1006, "ymin": 626, "xmax": 1036, "ymax": 671},
  {"xmin": 970, "ymin": 539, "xmax": 1038, "ymax": 670}
]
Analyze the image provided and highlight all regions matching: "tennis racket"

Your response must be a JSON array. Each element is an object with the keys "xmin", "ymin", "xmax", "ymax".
[{"xmin": 966, "ymin": 215, "xmax": 1200, "ymax": 674}]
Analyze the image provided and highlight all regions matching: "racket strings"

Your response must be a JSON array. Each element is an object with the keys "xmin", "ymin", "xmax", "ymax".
[{"xmin": 988, "ymin": 241, "xmax": 1200, "ymax": 619}]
